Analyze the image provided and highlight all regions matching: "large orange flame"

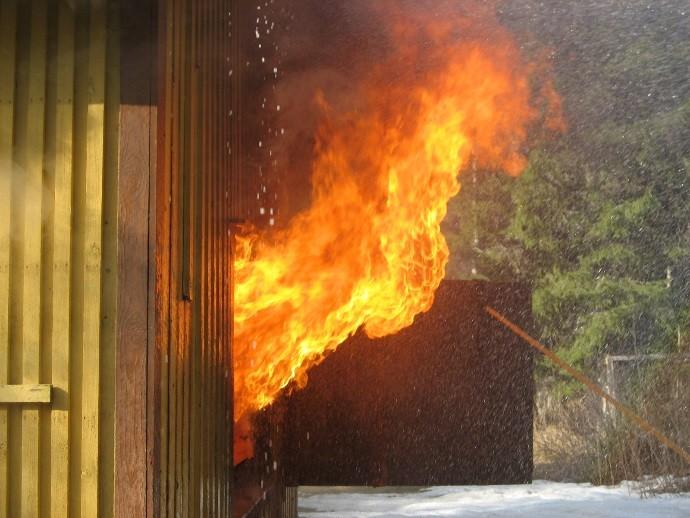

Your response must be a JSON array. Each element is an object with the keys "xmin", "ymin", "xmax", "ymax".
[{"xmin": 234, "ymin": 4, "xmax": 560, "ymax": 422}]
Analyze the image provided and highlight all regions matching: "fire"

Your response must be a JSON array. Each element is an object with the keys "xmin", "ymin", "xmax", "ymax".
[{"xmin": 233, "ymin": 4, "xmax": 560, "ymax": 421}]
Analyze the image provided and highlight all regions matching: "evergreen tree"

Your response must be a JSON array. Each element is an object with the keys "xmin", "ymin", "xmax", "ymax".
[{"xmin": 443, "ymin": 1, "xmax": 690, "ymax": 390}]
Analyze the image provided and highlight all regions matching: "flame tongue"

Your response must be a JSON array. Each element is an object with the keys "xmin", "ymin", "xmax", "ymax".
[{"xmin": 234, "ymin": 8, "xmax": 555, "ymax": 420}]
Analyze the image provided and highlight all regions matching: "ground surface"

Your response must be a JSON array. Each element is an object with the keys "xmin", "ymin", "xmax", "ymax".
[{"xmin": 298, "ymin": 481, "xmax": 690, "ymax": 517}]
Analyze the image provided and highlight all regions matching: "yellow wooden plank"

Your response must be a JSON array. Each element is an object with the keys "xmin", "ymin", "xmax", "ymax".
[
  {"xmin": 68, "ymin": 5, "xmax": 88, "ymax": 516},
  {"xmin": 39, "ymin": 5, "xmax": 56, "ymax": 517},
  {"xmin": 98, "ymin": 1, "xmax": 119, "ymax": 514},
  {"xmin": 0, "ymin": 385, "xmax": 51, "ymax": 404},
  {"xmin": 50, "ymin": 4, "xmax": 74, "ymax": 518},
  {"xmin": 8, "ymin": 5, "xmax": 28, "ymax": 515},
  {"xmin": 21, "ymin": 2, "xmax": 48, "ymax": 517},
  {"xmin": 0, "ymin": 2, "xmax": 18, "ymax": 516},
  {"xmin": 80, "ymin": 0, "xmax": 107, "ymax": 516}
]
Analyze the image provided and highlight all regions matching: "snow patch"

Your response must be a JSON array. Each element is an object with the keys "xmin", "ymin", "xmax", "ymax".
[{"xmin": 298, "ymin": 481, "xmax": 690, "ymax": 517}]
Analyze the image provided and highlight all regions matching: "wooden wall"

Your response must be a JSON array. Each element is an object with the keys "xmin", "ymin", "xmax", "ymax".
[
  {"xmin": 1, "ymin": 1, "xmax": 241, "ymax": 516},
  {"xmin": 0, "ymin": 1, "xmax": 120, "ymax": 517},
  {"xmin": 155, "ymin": 0, "xmax": 235, "ymax": 516},
  {"xmin": 115, "ymin": 0, "xmax": 157, "ymax": 517}
]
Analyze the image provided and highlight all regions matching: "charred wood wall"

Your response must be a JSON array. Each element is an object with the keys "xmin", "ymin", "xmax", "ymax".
[
  {"xmin": 283, "ymin": 280, "xmax": 534, "ymax": 486},
  {"xmin": 154, "ymin": 0, "xmax": 235, "ymax": 516}
]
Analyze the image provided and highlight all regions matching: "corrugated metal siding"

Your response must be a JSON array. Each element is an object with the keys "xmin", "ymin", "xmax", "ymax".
[
  {"xmin": 156, "ymin": 0, "xmax": 234, "ymax": 516},
  {"xmin": 0, "ymin": 1, "xmax": 119, "ymax": 517}
]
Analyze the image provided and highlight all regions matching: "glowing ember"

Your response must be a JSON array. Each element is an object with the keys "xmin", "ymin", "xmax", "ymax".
[{"xmin": 233, "ymin": 3, "xmax": 561, "ymax": 422}]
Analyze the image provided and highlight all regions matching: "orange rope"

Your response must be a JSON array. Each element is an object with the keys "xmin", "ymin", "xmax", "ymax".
[{"xmin": 485, "ymin": 305, "xmax": 690, "ymax": 467}]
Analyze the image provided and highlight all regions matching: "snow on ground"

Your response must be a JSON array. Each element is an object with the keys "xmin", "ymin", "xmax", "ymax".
[{"xmin": 298, "ymin": 481, "xmax": 690, "ymax": 517}]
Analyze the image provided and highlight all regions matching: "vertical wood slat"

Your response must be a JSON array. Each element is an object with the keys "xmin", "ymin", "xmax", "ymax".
[
  {"xmin": 172, "ymin": 15, "xmax": 185, "ymax": 514},
  {"xmin": 68, "ymin": 6, "xmax": 88, "ymax": 516},
  {"xmin": 219, "ymin": 2, "xmax": 226, "ymax": 512},
  {"xmin": 209, "ymin": 0, "xmax": 217, "ymax": 514},
  {"xmin": 99, "ymin": 1, "xmax": 120, "ymax": 515},
  {"xmin": 217, "ymin": 1, "xmax": 224, "ymax": 510},
  {"xmin": 184, "ymin": 1, "xmax": 200, "ymax": 516},
  {"xmin": 20, "ymin": 2, "xmax": 48, "ymax": 517},
  {"xmin": 222, "ymin": 3, "xmax": 232, "ymax": 513},
  {"xmin": 223, "ymin": 0, "xmax": 231, "ymax": 508},
  {"xmin": 221, "ymin": 13, "xmax": 227, "ymax": 516},
  {"xmin": 0, "ymin": 3, "xmax": 119, "ymax": 517},
  {"xmin": 158, "ymin": 0, "xmax": 174, "ymax": 514},
  {"xmin": 0, "ymin": 2, "xmax": 18, "ymax": 517},
  {"xmin": 224, "ymin": 0, "xmax": 231, "ymax": 504},
  {"xmin": 180, "ymin": 1, "xmax": 192, "ymax": 514},
  {"xmin": 81, "ymin": 1, "xmax": 107, "ymax": 516},
  {"xmin": 229, "ymin": 1, "xmax": 241, "ymax": 493},
  {"xmin": 199, "ymin": 1, "xmax": 209, "ymax": 513},
  {"xmin": 115, "ymin": 1, "xmax": 158, "ymax": 516},
  {"xmin": 157, "ymin": 1, "xmax": 237, "ymax": 515},
  {"xmin": 168, "ymin": 0, "xmax": 182, "ymax": 515},
  {"xmin": 202, "ymin": 0, "xmax": 211, "ymax": 511},
  {"xmin": 213, "ymin": 1, "xmax": 222, "ymax": 514},
  {"xmin": 224, "ymin": 0, "xmax": 233, "ymax": 511},
  {"xmin": 50, "ymin": 4, "xmax": 74, "ymax": 518},
  {"xmin": 7, "ymin": 3, "xmax": 24, "ymax": 510},
  {"xmin": 38, "ymin": 5, "xmax": 56, "ymax": 515},
  {"xmin": 147, "ymin": 86, "xmax": 161, "ymax": 518},
  {"xmin": 197, "ymin": 6, "xmax": 203, "ymax": 513},
  {"xmin": 189, "ymin": 4, "xmax": 202, "ymax": 517},
  {"xmin": 114, "ymin": 106, "xmax": 151, "ymax": 517},
  {"xmin": 208, "ymin": 5, "xmax": 215, "ymax": 511},
  {"xmin": 179, "ymin": 2, "xmax": 188, "ymax": 516},
  {"xmin": 214, "ymin": 0, "xmax": 221, "ymax": 509},
  {"xmin": 216, "ymin": 2, "xmax": 224, "ymax": 515}
]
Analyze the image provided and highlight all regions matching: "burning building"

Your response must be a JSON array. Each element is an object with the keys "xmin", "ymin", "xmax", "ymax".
[{"xmin": 0, "ymin": 1, "xmax": 558, "ymax": 517}]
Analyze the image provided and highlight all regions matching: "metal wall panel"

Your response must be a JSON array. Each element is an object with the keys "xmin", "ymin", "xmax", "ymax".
[{"xmin": 0, "ymin": 1, "xmax": 119, "ymax": 517}]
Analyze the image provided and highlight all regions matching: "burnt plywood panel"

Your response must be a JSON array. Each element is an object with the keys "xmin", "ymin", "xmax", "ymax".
[{"xmin": 284, "ymin": 280, "xmax": 534, "ymax": 486}]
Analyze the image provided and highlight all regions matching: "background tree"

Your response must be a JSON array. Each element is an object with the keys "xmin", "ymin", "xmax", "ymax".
[{"xmin": 444, "ymin": 0, "xmax": 690, "ymax": 390}]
